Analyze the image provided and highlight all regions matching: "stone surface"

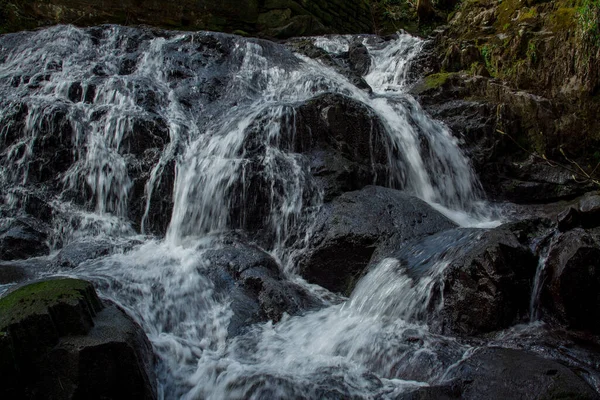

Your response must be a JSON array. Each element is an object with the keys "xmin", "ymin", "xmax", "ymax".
[
  {"xmin": 375, "ymin": 226, "xmax": 537, "ymax": 336},
  {"xmin": 444, "ymin": 347, "xmax": 598, "ymax": 400},
  {"xmin": 204, "ymin": 243, "xmax": 322, "ymax": 336},
  {"xmin": 298, "ymin": 186, "xmax": 456, "ymax": 294},
  {"xmin": 0, "ymin": 217, "xmax": 50, "ymax": 261},
  {"xmin": 293, "ymin": 94, "xmax": 391, "ymax": 201},
  {"xmin": 0, "ymin": 278, "xmax": 156, "ymax": 399},
  {"xmin": 543, "ymin": 229, "xmax": 600, "ymax": 333}
]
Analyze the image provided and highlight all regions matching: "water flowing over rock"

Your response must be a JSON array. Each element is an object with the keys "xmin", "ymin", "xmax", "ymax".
[
  {"xmin": 1, "ymin": 24, "xmax": 598, "ymax": 399},
  {"xmin": 297, "ymin": 186, "xmax": 456, "ymax": 294}
]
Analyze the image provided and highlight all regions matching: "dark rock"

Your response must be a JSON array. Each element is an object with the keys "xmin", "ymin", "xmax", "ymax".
[
  {"xmin": 543, "ymin": 229, "xmax": 600, "ymax": 333},
  {"xmin": 52, "ymin": 240, "xmax": 114, "ymax": 269},
  {"xmin": 499, "ymin": 217, "xmax": 554, "ymax": 249},
  {"xmin": 298, "ymin": 186, "xmax": 456, "ymax": 294},
  {"xmin": 578, "ymin": 193, "xmax": 600, "ymax": 229},
  {"xmin": 0, "ymin": 218, "xmax": 50, "ymax": 261},
  {"xmin": 68, "ymin": 82, "xmax": 83, "ymax": 102},
  {"xmin": 0, "ymin": 262, "xmax": 32, "ymax": 284},
  {"xmin": 348, "ymin": 40, "xmax": 371, "ymax": 76},
  {"xmin": 430, "ymin": 228, "xmax": 537, "ymax": 336},
  {"xmin": 294, "ymin": 94, "xmax": 391, "ymax": 201},
  {"xmin": 204, "ymin": 243, "xmax": 322, "ymax": 336},
  {"xmin": 373, "ymin": 227, "xmax": 537, "ymax": 335},
  {"xmin": 0, "ymin": 278, "xmax": 156, "ymax": 399},
  {"xmin": 557, "ymin": 206, "xmax": 580, "ymax": 232},
  {"xmin": 285, "ymin": 39, "xmax": 372, "ymax": 92},
  {"xmin": 444, "ymin": 347, "xmax": 598, "ymax": 400}
]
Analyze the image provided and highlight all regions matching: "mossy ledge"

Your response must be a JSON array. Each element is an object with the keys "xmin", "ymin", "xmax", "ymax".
[
  {"xmin": 0, "ymin": 278, "xmax": 157, "ymax": 399},
  {"xmin": 0, "ymin": 278, "xmax": 103, "ymax": 338}
]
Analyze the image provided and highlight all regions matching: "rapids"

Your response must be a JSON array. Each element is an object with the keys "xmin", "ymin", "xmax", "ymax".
[{"xmin": 1, "ymin": 25, "xmax": 558, "ymax": 399}]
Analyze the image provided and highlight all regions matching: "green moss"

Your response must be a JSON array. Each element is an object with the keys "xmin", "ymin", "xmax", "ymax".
[
  {"xmin": 423, "ymin": 72, "xmax": 455, "ymax": 89},
  {"xmin": 518, "ymin": 7, "xmax": 538, "ymax": 21},
  {"xmin": 550, "ymin": 7, "xmax": 577, "ymax": 31},
  {"xmin": 0, "ymin": 279, "xmax": 95, "ymax": 330}
]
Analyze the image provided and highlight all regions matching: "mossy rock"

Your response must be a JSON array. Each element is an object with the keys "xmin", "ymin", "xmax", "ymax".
[
  {"xmin": 411, "ymin": 72, "xmax": 458, "ymax": 95},
  {"xmin": 0, "ymin": 278, "xmax": 104, "ymax": 352},
  {"xmin": 0, "ymin": 278, "xmax": 157, "ymax": 399}
]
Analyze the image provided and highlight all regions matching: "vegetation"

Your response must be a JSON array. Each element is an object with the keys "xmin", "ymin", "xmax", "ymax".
[{"xmin": 578, "ymin": 0, "xmax": 600, "ymax": 46}]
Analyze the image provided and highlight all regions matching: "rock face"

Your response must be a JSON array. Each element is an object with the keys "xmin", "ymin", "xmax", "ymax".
[
  {"xmin": 0, "ymin": 278, "xmax": 156, "ymax": 399},
  {"xmin": 412, "ymin": 0, "xmax": 600, "ymax": 204},
  {"xmin": 0, "ymin": 217, "xmax": 50, "ymax": 261},
  {"xmin": 443, "ymin": 347, "xmax": 598, "ymax": 400},
  {"xmin": 371, "ymin": 226, "xmax": 537, "ymax": 336},
  {"xmin": 543, "ymin": 229, "xmax": 600, "ymax": 333},
  {"xmin": 294, "ymin": 94, "xmax": 390, "ymax": 201},
  {"xmin": 204, "ymin": 243, "xmax": 322, "ymax": 336},
  {"xmin": 425, "ymin": 228, "xmax": 537, "ymax": 336},
  {"xmin": 297, "ymin": 186, "xmax": 456, "ymax": 294},
  {"xmin": 0, "ymin": 0, "xmax": 373, "ymax": 38}
]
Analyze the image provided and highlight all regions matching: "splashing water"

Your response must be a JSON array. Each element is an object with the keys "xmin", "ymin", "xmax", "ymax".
[{"xmin": 0, "ymin": 26, "xmax": 500, "ymax": 398}]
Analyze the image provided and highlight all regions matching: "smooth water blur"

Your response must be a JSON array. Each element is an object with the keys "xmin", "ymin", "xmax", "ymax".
[{"xmin": 0, "ymin": 26, "xmax": 499, "ymax": 398}]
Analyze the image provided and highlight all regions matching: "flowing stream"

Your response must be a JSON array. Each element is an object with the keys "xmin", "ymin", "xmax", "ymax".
[{"xmin": 0, "ymin": 26, "xmax": 503, "ymax": 398}]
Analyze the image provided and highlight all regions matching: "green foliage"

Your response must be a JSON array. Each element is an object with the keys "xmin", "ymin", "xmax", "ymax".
[
  {"xmin": 526, "ymin": 41, "xmax": 537, "ymax": 63},
  {"xmin": 480, "ymin": 44, "xmax": 496, "ymax": 76},
  {"xmin": 578, "ymin": 0, "xmax": 600, "ymax": 46}
]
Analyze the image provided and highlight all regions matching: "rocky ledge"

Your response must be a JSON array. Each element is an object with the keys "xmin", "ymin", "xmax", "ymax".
[{"xmin": 0, "ymin": 278, "xmax": 156, "ymax": 399}]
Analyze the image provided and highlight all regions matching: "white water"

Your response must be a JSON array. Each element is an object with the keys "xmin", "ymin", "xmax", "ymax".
[{"xmin": 0, "ymin": 26, "xmax": 499, "ymax": 398}]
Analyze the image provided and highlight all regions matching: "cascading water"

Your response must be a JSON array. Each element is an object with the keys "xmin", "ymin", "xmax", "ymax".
[{"xmin": 1, "ymin": 25, "xmax": 503, "ymax": 398}]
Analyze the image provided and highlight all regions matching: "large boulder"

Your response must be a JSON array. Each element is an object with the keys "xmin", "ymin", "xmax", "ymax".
[
  {"xmin": 365, "ymin": 226, "xmax": 537, "ymax": 336},
  {"xmin": 232, "ymin": 93, "xmax": 392, "ymax": 240},
  {"xmin": 293, "ymin": 94, "xmax": 391, "ymax": 201},
  {"xmin": 442, "ymin": 347, "xmax": 598, "ymax": 400},
  {"xmin": 426, "ymin": 227, "xmax": 537, "ymax": 336},
  {"xmin": 297, "ymin": 186, "xmax": 456, "ymax": 294},
  {"xmin": 203, "ymin": 242, "xmax": 322, "ymax": 336},
  {"xmin": 0, "ymin": 278, "xmax": 156, "ymax": 399},
  {"xmin": 542, "ymin": 229, "xmax": 600, "ymax": 333}
]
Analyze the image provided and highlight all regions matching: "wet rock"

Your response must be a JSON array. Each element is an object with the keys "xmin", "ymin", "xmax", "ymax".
[
  {"xmin": 0, "ymin": 218, "xmax": 50, "ymax": 261},
  {"xmin": 285, "ymin": 39, "xmax": 372, "ymax": 92},
  {"xmin": 444, "ymin": 347, "xmax": 598, "ymax": 400},
  {"xmin": 298, "ymin": 186, "xmax": 456, "ymax": 294},
  {"xmin": 348, "ymin": 40, "xmax": 371, "ymax": 76},
  {"xmin": 0, "ymin": 278, "xmax": 156, "ymax": 399},
  {"xmin": 67, "ymin": 82, "xmax": 83, "ymax": 102},
  {"xmin": 294, "ymin": 94, "xmax": 391, "ymax": 200},
  {"xmin": 434, "ymin": 228, "xmax": 537, "ymax": 335},
  {"xmin": 371, "ymin": 226, "xmax": 537, "ymax": 335},
  {"xmin": 557, "ymin": 193, "xmax": 600, "ymax": 232},
  {"xmin": 204, "ymin": 243, "xmax": 322, "ymax": 336},
  {"xmin": 52, "ymin": 240, "xmax": 114, "ymax": 269},
  {"xmin": 0, "ymin": 262, "xmax": 32, "ymax": 284},
  {"xmin": 557, "ymin": 206, "xmax": 580, "ymax": 232},
  {"xmin": 543, "ymin": 229, "xmax": 600, "ymax": 333}
]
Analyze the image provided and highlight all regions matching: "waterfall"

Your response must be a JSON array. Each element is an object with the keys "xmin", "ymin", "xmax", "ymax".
[{"xmin": 0, "ymin": 25, "xmax": 496, "ymax": 399}]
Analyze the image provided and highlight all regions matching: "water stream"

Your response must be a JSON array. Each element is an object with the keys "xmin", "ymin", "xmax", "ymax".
[{"xmin": 0, "ymin": 26, "xmax": 505, "ymax": 398}]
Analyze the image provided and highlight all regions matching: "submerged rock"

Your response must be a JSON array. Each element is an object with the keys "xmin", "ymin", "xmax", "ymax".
[
  {"xmin": 204, "ymin": 243, "xmax": 322, "ymax": 336},
  {"xmin": 298, "ymin": 186, "xmax": 456, "ymax": 294},
  {"xmin": 0, "ymin": 278, "xmax": 156, "ymax": 399},
  {"xmin": 443, "ymin": 347, "xmax": 598, "ymax": 400}
]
